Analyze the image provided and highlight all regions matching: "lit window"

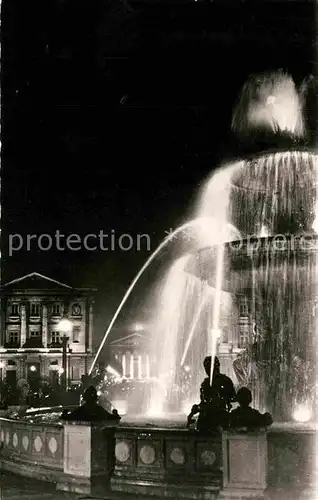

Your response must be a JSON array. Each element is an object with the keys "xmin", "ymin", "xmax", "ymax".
[
  {"xmin": 30, "ymin": 303, "xmax": 40, "ymax": 316},
  {"xmin": 10, "ymin": 304, "xmax": 19, "ymax": 316},
  {"xmin": 52, "ymin": 304, "xmax": 60, "ymax": 315},
  {"xmin": 51, "ymin": 331, "xmax": 60, "ymax": 344},
  {"xmin": 239, "ymin": 303, "xmax": 249, "ymax": 316},
  {"xmin": 72, "ymin": 366, "xmax": 80, "ymax": 380},
  {"xmin": 72, "ymin": 326, "xmax": 80, "ymax": 343},
  {"xmin": 8, "ymin": 331, "xmax": 19, "ymax": 344},
  {"xmin": 239, "ymin": 331, "xmax": 250, "ymax": 348},
  {"xmin": 29, "ymin": 330, "xmax": 40, "ymax": 337}
]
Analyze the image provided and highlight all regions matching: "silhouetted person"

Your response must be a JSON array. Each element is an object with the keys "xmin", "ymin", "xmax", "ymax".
[
  {"xmin": 187, "ymin": 356, "xmax": 236, "ymax": 431},
  {"xmin": 62, "ymin": 386, "xmax": 121, "ymax": 423},
  {"xmin": 200, "ymin": 356, "xmax": 236, "ymax": 411},
  {"xmin": 229, "ymin": 387, "xmax": 273, "ymax": 430}
]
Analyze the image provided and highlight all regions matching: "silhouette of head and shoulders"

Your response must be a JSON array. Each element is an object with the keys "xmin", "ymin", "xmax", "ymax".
[
  {"xmin": 200, "ymin": 356, "xmax": 236, "ymax": 410},
  {"xmin": 62, "ymin": 386, "xmax": 121, "ymax": 423},
  {"xmin": 230, "ymin": 387, "xmax": 273, "ymax": 429}
]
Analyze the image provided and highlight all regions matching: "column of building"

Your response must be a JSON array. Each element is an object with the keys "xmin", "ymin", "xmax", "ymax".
[
  {"xmin": 42, "ymin": 303, "xmax": 48, "ymax": 347},
  {"xmin": 20, "ymin": 303, "xmax": 27, "ymax": 347},
  {"xmin": 88, "ymin": 301, "xmax": 93, "ymax": 352},
  {"xmin": 146, "ymin": 354, "xmax": 150, "ymax": 378},
  {"xmin": 129, "ymin": 351, "xmax": 134, "ymax": 378},
  {"xmin": 121, "ymin": 352, "xmax": 151, "ymax": 379},
  {"xmin": 122, "ymin": 353, "xmax": 127, "ymax": 377},
  {"xmin": 0, "ymin": 298, "xmax": 6, "ymax": 346}
]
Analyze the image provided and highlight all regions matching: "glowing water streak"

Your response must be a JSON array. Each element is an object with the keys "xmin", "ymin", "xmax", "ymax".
[
  {"xmin": 209, "ymin": 241, "xmax": 225, "ymax": 386},
  {"xmin": 89, "ymin": 217, "xmax": 215, "ymax": 374},
  {"xmin": 180, "ymin": 289, "xmax": 211, "ymax": 367}
]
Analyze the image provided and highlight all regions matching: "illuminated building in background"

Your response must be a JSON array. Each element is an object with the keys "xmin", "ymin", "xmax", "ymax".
[
  {"xmin": 0, "ymin": 272, "xmax": 96, "ymax": 389},
  {"xmin": 108, "ymin": 329, "xmax": 152, "ymax": 380}
]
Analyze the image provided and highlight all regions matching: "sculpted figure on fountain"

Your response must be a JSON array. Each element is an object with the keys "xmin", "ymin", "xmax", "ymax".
[
  {"xmin": 229, "ymin": 387, "xmax": 273, "ymax": 430},
  {"xmin": 187, "ymin": 356, "xmax": 236, "ymax": 432}
]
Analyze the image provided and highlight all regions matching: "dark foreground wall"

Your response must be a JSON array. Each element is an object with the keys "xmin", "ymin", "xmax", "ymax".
[{"xmin": 267, "ymin": 429, "xmax": 316, "ymax": 498}]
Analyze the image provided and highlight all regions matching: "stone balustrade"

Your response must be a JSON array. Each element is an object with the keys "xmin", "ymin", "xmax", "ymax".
[
  {"xmin": 0, "ymin": 416, "xmax": 316, "ymax": 499},
  {"xmin": 111, "ymin": 427, "xmax": 223, "ymax": 499},
  {"xmin": 0, "ymin": 417, "xmax": 64, "ymax": 482},
  {"xmin": 57, "ymin": 422, "xmax": 115, "ymax": 495}
]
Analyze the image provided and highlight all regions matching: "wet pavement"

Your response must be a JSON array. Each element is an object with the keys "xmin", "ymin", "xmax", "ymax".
[
  {"xmin": 0, "ymin": 472, "xmax": 79, "ymax": 500},
  {"xmin": 0, "ymin": 472, "xmax": 153, "ymax": 500}
]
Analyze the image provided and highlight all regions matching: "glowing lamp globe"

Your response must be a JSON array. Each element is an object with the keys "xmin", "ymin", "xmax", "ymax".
[
  {"xmin": 292, "ymin": 405, "xmax": 312, "ymax": 423},
  {"xmin": 57, "ymin": 318, "xmax": 72, "ymax": 333}
]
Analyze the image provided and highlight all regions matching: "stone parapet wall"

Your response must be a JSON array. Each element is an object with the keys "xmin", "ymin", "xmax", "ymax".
[
  {"xmin": 0, "ymin": 416, "xmax": 316, "ymax": 499},
  {"xmin": 0, "ymin": 417, "xmax": 64, "ymax": 481},
  {"xmin": 111, "ymin": 427, "xmax": 223, "ymax": 499}
]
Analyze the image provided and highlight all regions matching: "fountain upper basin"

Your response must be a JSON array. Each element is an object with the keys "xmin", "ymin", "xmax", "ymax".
[
  {"xmin": 231, "ymin": 149, "xmax": 318, "ymax": 192},
  {"xmin": 187, "ymin": 234, "xmax": 318, "ymax": 293}
]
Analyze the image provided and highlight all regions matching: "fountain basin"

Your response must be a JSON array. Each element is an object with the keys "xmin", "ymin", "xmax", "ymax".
[
  {"xmin": 187, "ymin": 234, "xmax": 318, "ymax": 292},
  {"xmin": 1, "ymin": 410, "xmax": 316, "ymax": 499},
  {"xmin": 231, "ymin": 149, "xmax": 318, "ymax": 192}
]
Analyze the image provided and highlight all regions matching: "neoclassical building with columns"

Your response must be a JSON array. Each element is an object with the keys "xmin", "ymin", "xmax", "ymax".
[
  {"xmin": 0, "ymin": 272, "xmax": 96, "ymax": 389},
  {"xmin": 108, "ymin": 331, "xmax": 153, "ymax": 380}
]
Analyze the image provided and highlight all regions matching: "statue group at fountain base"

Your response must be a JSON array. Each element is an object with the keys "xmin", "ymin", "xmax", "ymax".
[{"xmin": 186, "ymin": 356, "xmax": 273, "ymax": 432}]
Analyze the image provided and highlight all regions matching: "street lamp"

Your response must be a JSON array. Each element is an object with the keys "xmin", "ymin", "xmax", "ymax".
[{"xmin": 57, "ymin": 316, "xmax": 72, "ymax": 392}]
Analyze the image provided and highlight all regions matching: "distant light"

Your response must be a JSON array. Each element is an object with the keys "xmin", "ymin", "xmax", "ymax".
[
  {"xmin": 312, "ymin": 206, "xmax": 318, "ymax": 233},
  {"xmin": 97, "ymin": 390, "xmax": 102, "ymax": 396},
  {"xmin": 184, "ymin": 365, "xmax": 190, "ymax": 372},
  {"xmin": 134, "ymin": 323, "xmax": 143, "ymax": 332},
  {"xmin": 58, "ymin": 367, "xmax": 65, "ymax": 374},
  {"xmin": 259, "ymin": 225, "xmax": 269, "ymax": 237},
  {"xmin": 29, "ymin": 365, "xmax": 37, "ymax": 372},
  {"xmin": 292, "ymin": 405, "xmax": 312, "ymax": 423}
]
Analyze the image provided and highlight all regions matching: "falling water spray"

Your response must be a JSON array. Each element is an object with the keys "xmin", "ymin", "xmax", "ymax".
[
  {"xmin": 180, "ymin": 286, "xmax": 212, "ymax": 367},
  {"xmin": 209, "ymin": 243, "xmax": 224, "ymax": 386},
  {"xmin": 89, "ymin": 217, "xmax": 216, "ymax": 375}
]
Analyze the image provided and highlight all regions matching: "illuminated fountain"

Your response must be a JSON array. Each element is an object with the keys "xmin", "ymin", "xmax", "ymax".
[
  {"xmin": 186, "ymin": 150, "xmax": 318, "ymax": 422},
  {"xmin": 145, "ymin": 71, "xmax": 317, "ymax": 422},
  {"xmin": 5, "ymin": 71, "xmax": 317, "ymax": 500},
  {"xmin": 92, "ymin": 71, "xmax": 317, "ymax": 424}
]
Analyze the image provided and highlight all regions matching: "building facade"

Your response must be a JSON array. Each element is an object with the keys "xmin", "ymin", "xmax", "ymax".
[
  {"xmin": 108, "ymin": 332, "xmax": 153, "ymax": 380},
  {"xmin": 0, "ymin": 272, "xmax": 96, "ymax": 389}
]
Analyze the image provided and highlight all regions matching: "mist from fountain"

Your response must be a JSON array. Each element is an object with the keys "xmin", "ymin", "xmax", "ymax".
[
  {"xmin": 89, "ymin": 216, "xmax": 223, "ymax": 375},
  {"xmin": 144, "ymin": 71, "xmax": 318, "ymax": 421},
  {"xmin": 146, "ymin": 165, "xmax": 242, "ymax": 414}
]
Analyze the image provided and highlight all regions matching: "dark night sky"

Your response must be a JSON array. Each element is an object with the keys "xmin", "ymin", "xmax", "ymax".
[{"xmin": 2, "ymin": 0, "xmax": 316, "ymax": 340}]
